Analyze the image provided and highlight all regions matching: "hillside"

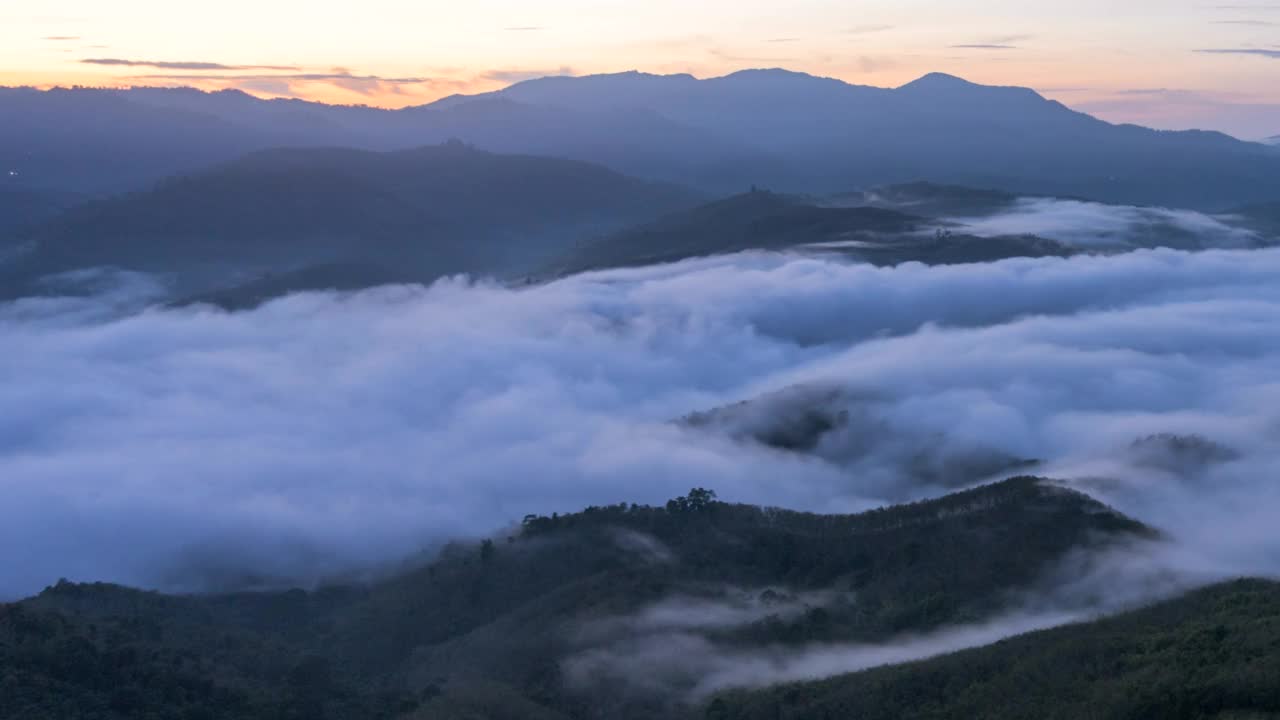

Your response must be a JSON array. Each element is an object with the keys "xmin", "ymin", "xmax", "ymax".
[
  {"xmin": 3, "ymin": 143, "xmax": 699, "ymax": 298},
  {"xmin": 556, "ymin": 190, "xmax": 1071, "ymax": 275},
  {"xmin": 714, "ymin": 579, "xmax": 1280, "ymax": 719},
  {"xmin": 0, "ymin": 187, "xmax": 84, "ymax": 238},
  {"xmin": 5, "ymin": 72, "xmax": 1280, "ymax": 209},
  {"xmin": 1, "ymin": 478, "xmax": 1149, "ymax": 720},
  {"xmin": 1231, "ymin": 200, "xmax": 1280, "ymax": 238}
]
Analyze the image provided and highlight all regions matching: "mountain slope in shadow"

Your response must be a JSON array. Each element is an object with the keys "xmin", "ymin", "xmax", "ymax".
[
  {"xmin": 3, "ymin": 143, "xmax": 700, "ymax": 299},
  {"xmin": 4, "ymin": 478, "xmax": 1148, "ymax": 720}
]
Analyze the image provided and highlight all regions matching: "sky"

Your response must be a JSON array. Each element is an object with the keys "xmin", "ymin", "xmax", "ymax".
[{"xmin": 1, "ymin": 0, "xmax": 1278, "ymax": 138}]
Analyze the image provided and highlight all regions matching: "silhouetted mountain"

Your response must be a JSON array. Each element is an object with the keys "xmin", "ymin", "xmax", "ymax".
[
  {"xmin": 3, "ymin": 478, "xmax": 1148, "ymax": 719},
  {"xmin": 715, "ymin": 579, "xmax": 1280, "ymax": 720},
  {"xmin": 6, "ymin": 72, "xmax": 1280, "ymax": 209},
  {"xmin": 3, "ymin": 143, "xmax": 699, "ymax": 298},
  {"xmin": 555, "ymin": 190, "xmax": 1071, "ymax": 275},
  {"xmin": 474, "ymin": 69, "xmax": 1280, "ymax": 209},
  {"xmin": 1264, "ymin": 134, "xmax": 1280, "ymax": 146},
  {"xmin": 0, "ymin": 87, "xmax": 341, "ymax": 196}
]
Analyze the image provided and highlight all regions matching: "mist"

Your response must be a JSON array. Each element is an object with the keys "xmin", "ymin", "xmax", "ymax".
[
  {"xmin": 3, "ymin": 246, "xmax": 1280, "ymax": 602},
  {"xmin": 948, "ymin": 197, "xmax": 1263, "ymax": 250}
]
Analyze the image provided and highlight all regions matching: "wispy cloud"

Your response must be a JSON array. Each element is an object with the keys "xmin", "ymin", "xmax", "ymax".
[
  {"xmin": 950, "ymin": 33, "xmax": 1031, "ymax": 51},
  {"xmin": 504, "ymin": 26, "xmax": 544, "ymax": 31},
  {"xmin": 1196, "ymin": 47, "xmax": 1280, "ymax": 58},
  {"xmin": 846, "ymin": 24, "xmax": 893, "ymax": 35},
  {"xmin": 83, "ymin": 58, "xmax": 301, "ymax": 71},
  {"xmin": 480, "ymin": 66, "xmax": 576, "ymax": 83},
  {"xmin": 128, "ymin": 69, "xmax": 439, "ymax": 97},
  {"xmin": 43, "ymin": 35, "xmax": 80, "ymax": 41}
]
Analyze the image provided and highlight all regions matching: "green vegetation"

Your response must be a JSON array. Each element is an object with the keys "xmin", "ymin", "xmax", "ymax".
[{"xmin": 714, "ymin": 579, "xmax": 1280, "ymax": 720}]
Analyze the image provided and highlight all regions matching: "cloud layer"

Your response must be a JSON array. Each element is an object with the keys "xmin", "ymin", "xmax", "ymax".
[
  {"xmin": 948, "ymin": 198, "xmax": 1262, "ymax": 249},
  {"xmin": 2, "ymin": 247, "xmax": 1280, "ymax": 601}
]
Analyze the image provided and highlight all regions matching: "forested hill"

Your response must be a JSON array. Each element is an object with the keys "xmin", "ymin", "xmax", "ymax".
[
  {"xmin": 1, "ymin": 477, "xmax": 1148, "ymax": 720},
  {"xmin": 1, "ymin": 143, "xmax": 699, "ymax": 300},
  {"xmin": 713, "ymin": 579, "xmax": 1280, "ymax": 720},
  {"xmin": 554, "ymin": 190, "xmax": 1071, "ymax": 276}
]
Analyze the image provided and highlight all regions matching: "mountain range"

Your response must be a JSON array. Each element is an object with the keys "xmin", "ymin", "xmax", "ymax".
[
  {"xmin": 5, "ymin": 70, "xmax": 1280, "ymax": 210},
  {"xmin": 6, "ymin": 145, "xmax": 1272, "ymax": 308}
]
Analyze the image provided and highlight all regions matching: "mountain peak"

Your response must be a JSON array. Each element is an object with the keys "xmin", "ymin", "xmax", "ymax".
[
  {"xmin": 897, "ymin": 72, "xmax": 979, "ymax": 91},
  {"xmin": 721, "ymin": 67, "xmax": 819, "ymax": 79}
]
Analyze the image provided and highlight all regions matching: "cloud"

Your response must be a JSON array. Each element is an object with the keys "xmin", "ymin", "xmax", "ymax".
[
  {"xmin": 480, "ymin": 66, "xmax": 576, "ymax": 83},
  {"xmin": 946, "ymin": 197, "xmax": 1261, "ymax": 249},
  {"xmin": 566, "ymin": 608, "xmax": 1087, "ymax": 699},
  {"xmin": 128, "ymin": 70, "xmax": 439, "ymax": 96},
  {"xmin": 1197, "ymin": 48, "xmax": 1280, "ymax": 58},
  {"xmin": 504, "ymin": 26, "xmax": 544, "ymax": 31},
  {"xmin": 1211, "ymin": 19, "xmax": 1278, "ymax": 25},
  {"xmin": 43, "ymin": 36, "xmax": 80, "ymax": 41},
  {"xmin": 5, "ymin": 243, "xmax": 1280, "ymax": 605},
  {"xmin": 82, "ymin": 58, "xmax": 301, "ymax": 71},
  {"xmin": 950, "ymin": 33, "xmax": 1032, "ymax": 50}
]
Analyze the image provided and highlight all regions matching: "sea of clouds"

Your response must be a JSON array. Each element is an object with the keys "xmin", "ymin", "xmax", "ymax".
[{"xmin": 3, "ymin": 246, "xmax": 1279, "ymax": 607}]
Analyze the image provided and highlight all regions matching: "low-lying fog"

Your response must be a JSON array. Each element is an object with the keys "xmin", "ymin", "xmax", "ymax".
[{"xmin": 4, "ymin": 245, "xmax": 1279, "ymax": 603}]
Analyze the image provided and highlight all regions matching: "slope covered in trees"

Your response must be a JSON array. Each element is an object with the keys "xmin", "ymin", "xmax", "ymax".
[
  {"xmin": 1, "ymin": 143, "xmax": 698, "ymax": 299},
  {"xmin": 1, "ymin": 478, "xmax": 1149, "ymax": 719},
  {"xmin": 555, "ymin": 190, "xmax": 1071, "ymax": 275},
  {"xmin": 714, "ymin": 579, "xmax": 1280, "ymax": 720}
]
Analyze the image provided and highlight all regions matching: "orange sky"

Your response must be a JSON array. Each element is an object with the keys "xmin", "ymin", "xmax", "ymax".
[{"xmin": 3, "ymin": 0, "xmax": 1279, "ymax": 138}]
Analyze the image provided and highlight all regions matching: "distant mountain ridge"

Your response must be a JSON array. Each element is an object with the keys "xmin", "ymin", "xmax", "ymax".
[{"xmin": 4, "ymin": 70, "xmax": 1280, "ymax": 209}]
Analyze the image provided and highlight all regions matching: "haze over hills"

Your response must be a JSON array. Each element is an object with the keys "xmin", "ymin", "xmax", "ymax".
[
  {"xmin": 0, "ymin": 143, "xmax": 699, "ymax": 298},
  {"xmin": 5, "ymin": 70, "xmax": 1280, "ymax": 209},
  {"xmin": 555, "ymin": 188, "xmax": 1074, "ymax": 276},
  {"xmin": 6, "ymin": 159, "xmax": 1267, "ymax": 308},
  {"xmin": 8, "ymin": 44, "xmax": 1280, "ymax": 720},
  {"xmin": 716, "ymin": 579, "xmax": 1280, "ymax": 720}
]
